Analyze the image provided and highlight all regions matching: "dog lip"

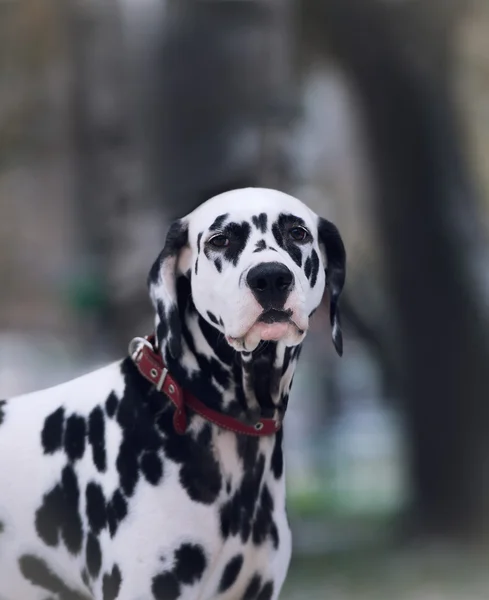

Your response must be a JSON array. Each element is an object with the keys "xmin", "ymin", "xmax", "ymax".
[{"xmin": 257, "ymin": 308, "xmax": 292, "ymax": 324}]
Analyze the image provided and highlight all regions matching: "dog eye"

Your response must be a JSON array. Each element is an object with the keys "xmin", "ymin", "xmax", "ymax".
[
  {"xmin": 208, "ymin": 234, "xmax": 230, "ymax": 248},
  {"xmin": 289, "ymin": 226, "xmax": 310, "ymax": 242}
]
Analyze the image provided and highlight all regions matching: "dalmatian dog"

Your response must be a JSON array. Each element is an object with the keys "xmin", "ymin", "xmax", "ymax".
[{"xmin": 0, "ymin": 188, "xmax": 345, "ymax": 600}]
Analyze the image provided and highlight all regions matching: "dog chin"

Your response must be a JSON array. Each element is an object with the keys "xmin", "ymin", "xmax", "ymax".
[{"xmin": 226, "ymin": 321, "xmax": 306, "ymax": 352}]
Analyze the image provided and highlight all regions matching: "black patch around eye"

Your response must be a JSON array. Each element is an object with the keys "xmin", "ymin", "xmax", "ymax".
[
  {"xmin": 207, "ymin": 311, "xmax": 220, "ymax": 326},
  {"xmin": 88, "ymin": 406, "xmax": 106, "ymax": 473},
  {"xmin": 219, "ymin": 554, "xmax": 244, "ymax": 592},
  {"xmin": 272, "ymin": 213, "xmax": 304, "ymax": 268},
  {"xmin": 304, "ymin": 256, "xmax": 312, "ymax": 280},
  {"xmin": 174, "ymin": 543, "xmax": 207, "ymax": 585},
  {"xmin": 223, "ymin": 221, "xmax": 251, "ymax": 266},
  {"xmin": 105, "ymin": 392, "xmax": 118, "ymax": 418},
  {"xmin": 251, "ymin": 213, "xmax": 268, "ymax": 234},
  {"xmin": 102, "ymin": 564, "xmax": 122, "ymax": 600},
  {"xmin": 209, "ymin": 213, "xmax": 229, "ymax": 231},
  {"xmin": 19, "ymin": 554, "xmax": 91, "ymax": 600},
  {"xmin": 254, "ymin": 239, "xmax": 266, "ymax": 253},
  {"xmin": 310, "ymin": 249, "xmax": 320, "ymax": 287},
  {"xmin": 214, "ymin": 257, "xmax": 222, "ymax": 272},
  {"xmin": 64, "ymin": 414, "xmax": 86, "ymax": 462},
  {"xmin": 41, "ymin": 407, "xmax": 65, "ymax": 454},
  {"xmin": 86, "ymin": 532, "xmax": 102, "ymax": 579}
]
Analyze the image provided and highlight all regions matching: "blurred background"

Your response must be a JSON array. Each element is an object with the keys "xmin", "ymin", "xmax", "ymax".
[{"xmin": 2, "ymin": 0, "xmax": 489, "ymax": 597}]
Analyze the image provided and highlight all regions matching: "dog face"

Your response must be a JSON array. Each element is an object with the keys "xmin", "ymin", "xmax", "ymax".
[{"xmin": 148, "ymin": 188, "xmax": 346, "ymax": 356}]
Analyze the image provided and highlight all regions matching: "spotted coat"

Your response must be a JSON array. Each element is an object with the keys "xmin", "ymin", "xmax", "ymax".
[{"xmin": 0, "ymin": 188, "xmax": 345, "ymax": 600}]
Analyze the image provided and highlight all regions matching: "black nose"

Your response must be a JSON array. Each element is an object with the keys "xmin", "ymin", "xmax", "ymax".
[{"xmin": 246, "ymin": 262, "xmax": 294, "ymax": 308}]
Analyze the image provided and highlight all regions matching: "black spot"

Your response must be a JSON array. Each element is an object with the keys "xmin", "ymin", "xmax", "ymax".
[
  {"xmin": 41, "ymin": 407, "xmax": 65, "ymax": 454},
  {"xmin": 174, "ymin": 543, "xmax": 207, "ymax": 585},
  {"xmin": 220, "ymin": 452, "xmax": 265, "ymax": 543},
  {"xmin": 86, "ymin": 532, "xmax": 102, "ymax": 579},
  {"xmin": 106, "ymin": 489, "xmax": 128, "ymax": 537},
  {"xmin": 0, "ymin": 520, "xmax": 4, "ymax": 534},
  {"xmin": 207, "ymin": 311, "xmax": 220, "ymax": 326},
  {"xmin": 88, "ymin": 406, "xmax": 107, "ymax": 473},
  {"xmin": 219, "ymin": 554, "xmax": 244, "ymax": 593},
  {"xmin": 152, "ymin": 572, "xmax": 180, "ymax": 600},
  {"xmin": 254, "ymin": 239, "xmax": 267, "ymax": 253},
  {"xmin": 197, "ymin": 232, "xmax": 203, "ymax": 252},
  {"xmin": 214, "ymin": 258, "xmax": 222, "ymax": 272},
  {"xmin": 252, "ymin": 213, "xmax": 268, "ymax": 234},
  {"xmin": 219, "ymin": 317, "xmax": 224, "ymax": 327},
  {"xmin": 304, "ymin": 256, "xmax": 312, "ymax": 280},
  {"xmin": 271, "ymin": 428, "xmax": 284, "ymax": 479},
  {"xmin": 222, "ymin": 221, "xmax": 251, "ymax": 266},
  {"xmin": 85, "ymin": 482, "xmax": 107, "ymax": 535},
  {"xmin": 163, "ymin": 425, "xmax": 222, "ymax": 505},
  {"xmin": 252, "ymin": 485, "xmax": 278, "ymax": 548},
  {"xmin": 103, "ymin": 564, "xmax": 122, "ymax": 600},
  {"xmin": 194, "ymin": 257, "xmax": 199, "ymax": 275},
  {"xmin": 64, "ymin": 414, "xmax": 86, "ymax": 462},
  {"xmin": 140, "ymin": 451, "xmax": 164, "ymax": 485},
  {"xmin": 19, "ymin": 554, "xmax": 90, "ymax": 600},
  {"xmin": 257, "ymin": 581, "xmax": 275, "ymax": 600},
  {"xmin": 35, "ymin": 464, "xmax": 83, "ymax": 555},
  {"xmin": 114, "ymin": 372, "xmax": 162, "ymax": 498},
  {"xmin": 271, "ymin": 213, "xmax": 305, "ymax": 267},
  {"xmin": 310, "ymin": 249, "xmax": 320, "ymax": 288},
  {"xmin": 81, "ymin": 568, "xmax": 90, "ymax": 590},
  {"xmin": 242, "ymin": 574, "xmax": 262, "ymax": 600},
  {"xmin": 209, "ymin": 213, "xmax": 229, "ymax": 231},
  {"xmin": 0, "ymin": 399, "xmax": 5, "ymax": 426},
  {"xmin": 105, "ymin": 392, "xmax": 119, "ymax": 418}
]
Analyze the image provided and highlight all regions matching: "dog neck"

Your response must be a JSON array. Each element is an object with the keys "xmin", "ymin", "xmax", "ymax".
[{"xmin": 155, "ymin": 276, "xmax": 302, "ymax": 423}]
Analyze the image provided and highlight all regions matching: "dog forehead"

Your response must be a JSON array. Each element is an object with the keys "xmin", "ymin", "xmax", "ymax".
[{"xmin": 187, "ymin": 188, "xmax": 316, "ymax": 239}]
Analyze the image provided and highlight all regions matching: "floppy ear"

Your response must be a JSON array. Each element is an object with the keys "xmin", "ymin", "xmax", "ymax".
[
  {"xmin": 317, "ymin": 217, "xmax": 346, "ymax": 357},
  {"xmin": 147, "ymin": 219, "xmax": 190, "ymax": 360}
]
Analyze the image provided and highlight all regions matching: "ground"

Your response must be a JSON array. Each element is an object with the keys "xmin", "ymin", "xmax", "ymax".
[{"xmin": 282, "ymin": 544, "xmax": 489, "ymax": 600}]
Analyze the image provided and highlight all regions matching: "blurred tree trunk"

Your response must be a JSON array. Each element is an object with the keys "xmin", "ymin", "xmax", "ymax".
[
  {"xmin": 142, "ymin": 0, "xmax": 295, "ymax": 219},
  {"xmin": 302, "ymin": 0, "xmax": 489, "ymax": 538},
  {"xmin": 65, "ymin": 0, "xmax": 145, "ymax": 354}
]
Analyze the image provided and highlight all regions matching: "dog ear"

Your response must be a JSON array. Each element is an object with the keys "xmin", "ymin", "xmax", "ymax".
[
  {"xmin": 147, "ymin": 219, "xmax": 190, "ymax": 360},
  {"xmin": 317, "ymin": 217, "xmax": 346, "ymax": 357}
]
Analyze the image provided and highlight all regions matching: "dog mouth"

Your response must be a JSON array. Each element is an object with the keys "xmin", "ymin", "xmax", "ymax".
[
  {"xmin": 225, "ymin": 308, "xmax": 306, "ymax": 350},
  {"xmin": 257, "ymin": 308, "xmax": 293, "ymax": 324}
]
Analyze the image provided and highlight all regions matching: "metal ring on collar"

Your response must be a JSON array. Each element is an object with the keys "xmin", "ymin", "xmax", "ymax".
[{"xmin": 128, "ymin": 336, "xmax": 154, "ymax": 361}]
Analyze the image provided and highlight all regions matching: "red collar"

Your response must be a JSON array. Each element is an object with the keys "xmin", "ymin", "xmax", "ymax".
[{"xmin": 128, "ymin": 335, "xmax": 281, "ymax": 437}]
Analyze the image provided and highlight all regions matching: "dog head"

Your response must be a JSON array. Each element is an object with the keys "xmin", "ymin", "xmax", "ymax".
[{"xmin": 148, "ymin": 188, "xmax": 346, "ymax": 360}]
